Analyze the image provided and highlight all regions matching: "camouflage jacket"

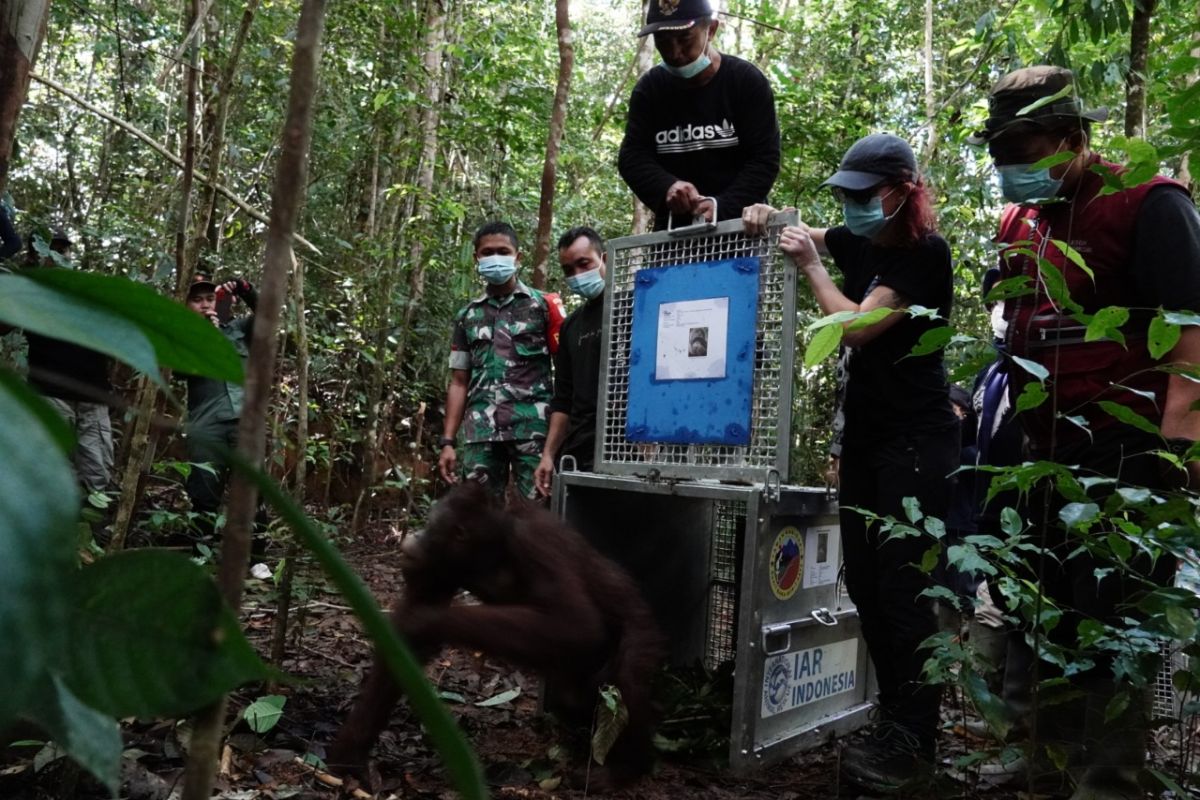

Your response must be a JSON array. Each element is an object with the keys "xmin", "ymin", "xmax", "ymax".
[{"xmin": 449, "ymin": 280, "xmax": 554, "ymax": 443}]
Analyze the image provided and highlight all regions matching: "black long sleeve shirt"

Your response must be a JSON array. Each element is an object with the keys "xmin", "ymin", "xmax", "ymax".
[
  {"xmin": 550, "ymin": 294, "xmax": 605, "ymax": 463},
  {"xmin": 618, "ymin": 54, "xmax": 781, "ymax": 230}
]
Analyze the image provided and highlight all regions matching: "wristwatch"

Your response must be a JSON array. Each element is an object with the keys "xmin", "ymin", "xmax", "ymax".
[{"xmin": 438, "ymin": 436, "xmax": 455, "ymax": 449}]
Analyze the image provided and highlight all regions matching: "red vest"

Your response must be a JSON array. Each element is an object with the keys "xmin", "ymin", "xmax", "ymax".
[{"xmin": 997, "ymin": 155, "xmax": 1187, "ymax": 451}]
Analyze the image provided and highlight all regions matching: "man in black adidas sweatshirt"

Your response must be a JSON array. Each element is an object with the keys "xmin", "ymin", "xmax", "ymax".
[{"xmin": 619, "ymin": 0, "xmax": 780, "ymax": 230}]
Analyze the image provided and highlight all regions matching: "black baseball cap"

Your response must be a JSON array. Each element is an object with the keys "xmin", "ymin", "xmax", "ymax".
[
  {"xmin": 188, "ymin": 272, "xmax": 218, "ymax": 296},
  {"xmin": 638, "ymin": 0, "xmax": 715, "ymax": 36},
  {"xmin": 822, "ymin": 133, "xmax": 918, "ymax": 191},
  {"xmin": 968, "ymin": 66, "xmax": 1108, "ymax": 145}
]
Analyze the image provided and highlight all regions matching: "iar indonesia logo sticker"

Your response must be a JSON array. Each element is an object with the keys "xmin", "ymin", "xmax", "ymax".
[
  {"xmin": 768, "ymin": 525, "xmax": 803, "ymax": 601},
  {"xmin": 761, "ymin": 638, "xmax": 859, "ymax": 718}
]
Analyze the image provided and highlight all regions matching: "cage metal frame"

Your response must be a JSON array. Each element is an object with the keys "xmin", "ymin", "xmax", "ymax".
[{"xmin": 595, "ymin": 212, "xmax": 800, "ymax": 483}]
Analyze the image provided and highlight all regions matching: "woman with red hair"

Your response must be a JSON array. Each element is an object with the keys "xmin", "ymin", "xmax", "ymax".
[{"xmin": 745, "ymin": 133, "xmax": 956, "ymax": 795}]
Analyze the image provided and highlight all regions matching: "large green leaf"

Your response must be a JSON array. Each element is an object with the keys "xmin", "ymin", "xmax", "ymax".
[
  {"xmin": 21, "ymin": 675, "xmax": 121, "ymax": 796},
  {"xmin": 1084, "ymin": 306, "xmax": 1128, "ymax": 346},
  {"xmin": 960, "ymin": 667, "xmax": 1011, "ymax": 741},
  {"xmin": 0, "ymin": 380, "xmax": 78, "ymax": 728},
  {"xmin": 1148, "ymin": 314, "xmax": 1182, "ymax": 360},
  {"xmin": 0, "ymin": 270, "xmax": 243, "ymax": 383},
  {"xmin": 0, "ymin": 369, "xmax": 74, "ymax": 456},
  {"xmin": 804, "ymin": 323, "xmax": 842, "ymax": 367},
  {"xmin": 1097, "ymin": 400, "xmax": 1161, "ymax": 437},
  {"xmin": 591, "ymin": 685, "xmax": 628, "ymax": 766},
  {"xmin": 0, "ymin": 273, "xmax": 159, "ymax": 380},
  {"xmin": 243, "ymin": 695, "xmax": 287, "ymax": 733},
  {"xmin": 63, "ymin": 550, "xmax": 269, "ymax": 719}
]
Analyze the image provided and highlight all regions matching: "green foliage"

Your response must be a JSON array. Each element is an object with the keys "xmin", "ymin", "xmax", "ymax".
[
  {"xmin": 64, "ymin": 550, "xmax": 269, "ymax": 719},
  {"xmin": 591, "ymin": 685, "xmax": 628, "ymax": 766},
  {"xmin": 0, "ymin": 273, "xmax": 485, "ymax": 799},
  {"xmin": 0, "ymin": 271, "xmax": 243, "ymax": 385},
  {"xmin": 242, "ymin": 695, "xmax": 287, "ymax": 734}
]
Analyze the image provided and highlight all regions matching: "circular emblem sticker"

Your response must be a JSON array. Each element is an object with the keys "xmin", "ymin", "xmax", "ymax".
[
  {"xmin": 769, "ymin": 526, "xmax": 804, "ymax": 601},
  {"xmin": 762, "ymin": 657, "xmax": 792, "ymax": 715}
]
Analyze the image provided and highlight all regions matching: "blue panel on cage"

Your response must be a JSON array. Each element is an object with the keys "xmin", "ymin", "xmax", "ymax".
[{"xmin": 626, "ymin": 257, "xmax": 760, "ymax": 445}]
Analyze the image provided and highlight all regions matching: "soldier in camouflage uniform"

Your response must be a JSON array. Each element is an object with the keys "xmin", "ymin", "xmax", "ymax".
[{"xmin": 438, "ymin": 221, "xmax": 562, "ymax": 501}]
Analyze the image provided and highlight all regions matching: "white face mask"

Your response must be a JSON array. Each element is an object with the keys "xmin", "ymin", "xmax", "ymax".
[
  {"xmin": 476, "ymin": 254, "xmax": 517, "ymax": 285},
  {"xmin": 662, "ymin": 29, "xmax": 712, "ymax": 79}
]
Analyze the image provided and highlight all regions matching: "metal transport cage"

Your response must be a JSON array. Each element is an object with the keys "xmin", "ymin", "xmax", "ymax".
[
  {"xmin": 596, "ymin": 212, "xmax": 799, "ymax": 483},
  {"xmin": 551, "ymin": 214, "xmax": 875, "ymax": 772},
  {"xmin": 553, "ymin": 471, "xmax": 876, "ymax": 773}
]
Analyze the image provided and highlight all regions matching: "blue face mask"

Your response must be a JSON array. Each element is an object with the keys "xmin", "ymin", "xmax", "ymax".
[
  {"xmin": 997, "ymin": 164, "xmax": 1064, "ymax": 204},
  {"xmin": 842, "ymin": 190, "xmax": 905, "ymax": 239},
  {"xmin": 477, "ymin": 254, "xmax": 517, "ymax": 285},
  {"xmin": 566, "ymin": 268, "xmax": 605, "ymax": 299},
  {"xmin": 662, "ymin": 32, "xmax": 712, "ymax": 79}
]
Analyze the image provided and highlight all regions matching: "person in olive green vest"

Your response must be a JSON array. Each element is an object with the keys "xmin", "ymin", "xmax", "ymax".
[{"xmin": 183, "ymin": 272, "xmax": 258, "ymax": 541}]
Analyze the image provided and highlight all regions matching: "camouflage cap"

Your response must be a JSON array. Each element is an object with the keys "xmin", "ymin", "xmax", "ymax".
[{"xmin": 968, "ymin": 66, "xmax": 1107, "ymax": 145}]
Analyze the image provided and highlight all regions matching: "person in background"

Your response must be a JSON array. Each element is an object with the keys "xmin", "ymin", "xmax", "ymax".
[
  {"xmin": 618, "ymin": 0, "xmax": 780, "ymax": 229},
  {"xmin": 0, "ymin": 202, "xmax": 20, "ymax": 261},
  {"xmin": 744, "ymin": 132, "xmax": 957, "ymax": 794},
  {"xmin": 971, "ymin": 65, "xmax": 1200, "ymax": 799},
  {"xmin": 21, "ymin": 227, "xmax": 116, "ymax": 494},
  {"xmin": 183, "ymin": 272, "xmax": 264, "ymax": 547},
  {"xmin": 438, "ymin": 221, "xmax": 564, "ymax": 502},
  {"xmin": 534, "ymin": 226, "xmax": 607, "ymax": 496}
]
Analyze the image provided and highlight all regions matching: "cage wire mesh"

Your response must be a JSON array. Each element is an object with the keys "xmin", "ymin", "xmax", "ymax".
[
  {"xmin": 599, "ymin": 216, "xmax": 796, "ymax": 481},
  {"xmin": 705, "ymin": 499, "xmax": 746, "ymax": 669},
  {"xmin": 1155, "ymin": 641, "xmax": 1191, "ymax": 719}
]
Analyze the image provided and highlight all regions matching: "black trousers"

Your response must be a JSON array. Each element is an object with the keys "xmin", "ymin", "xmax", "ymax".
[
  {"xmin": 185, "ymin": 419, "xmax": 239, "ymax": 517},
  {"xmin": 1016, "ymin": 429, "xmax": 1177, "ymax": 656},
  {"xmin": 839, "ymin": 426, "xmax": 958, "ymax": 741},
  {"xmin": 184, "ymin": 419, "xmax": 268, "ymax": 539}
]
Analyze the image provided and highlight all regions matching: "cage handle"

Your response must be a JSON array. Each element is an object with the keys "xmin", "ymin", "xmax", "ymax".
[
  {"xmin": 811, "ymin": 608, "xmax": 838, "ymax": 627},
  {"xmin": 761, "ymin": 622, "xmax": 792, "ymax": 656},
  {"xmin": 666, "ymin": 196, "xmax": 718, "ymax": 237}
]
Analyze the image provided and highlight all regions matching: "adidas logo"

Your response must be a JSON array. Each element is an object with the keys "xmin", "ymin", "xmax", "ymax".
[{"xmin": 654, "ymin": 119, "xmax": 739, "ymax": 154}]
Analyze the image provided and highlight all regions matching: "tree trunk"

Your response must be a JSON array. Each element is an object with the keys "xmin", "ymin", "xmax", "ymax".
[
  {"xmin": 1124, "ymin": 0, "xmax": 1156, "ymax": 138},
  {"xmin": 174, "ymin": 0, "xmax": 201, "ymax": 295},
  {"xmin": 107, "ymin": 377, "xmax": 156, "ymax": 552},
  {"xmin": 921, "ymin": 0, "xmax": 936, "ymax": 162},
  {"xmin": 270, "ymin": 252, "xmax": 309, "ymax": 669},
  {"xmin": 196, "ymin": 0, "xmax": 260, "ymax": 255},
  {"xmin": 1180, "ymin": 22, "xmax": 1200, "ymax": 191},
  {"xmin": 112, "ymin": 0, "xmax": 202, "ymax": 550},
  {"xmin": 529, "ymin": 0, "xmax": 574, "ymax": 289},
  {"xmin": 0, "ymin": 0, "xmax": 52, "ymax": 193},
  {"xmin": 180, "ymin": 1, "xmax": 327, "ymax": 798},
  {"xmin": 631, "ymin": 5, "xmax": 655, "ymax": 235},
  {"xmin": 350, "ymin": 0, "xmax": 446, "ymax": 533}
]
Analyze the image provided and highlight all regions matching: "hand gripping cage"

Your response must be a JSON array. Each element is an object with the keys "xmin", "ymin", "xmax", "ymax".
[{"xmin": 595, "ymin": 211, "xmax": 800, "ymax": 482}]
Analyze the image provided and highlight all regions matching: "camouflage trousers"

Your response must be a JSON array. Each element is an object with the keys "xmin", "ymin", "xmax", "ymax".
[{"xmin": 460, "ymin": 439, "xmax": 544, "ymax": 501}]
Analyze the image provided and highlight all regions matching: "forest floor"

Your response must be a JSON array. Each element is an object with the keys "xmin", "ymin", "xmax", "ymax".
[{"xmin": 1, "ymin": 528, "xmax": 1192, "ymax": 800}]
